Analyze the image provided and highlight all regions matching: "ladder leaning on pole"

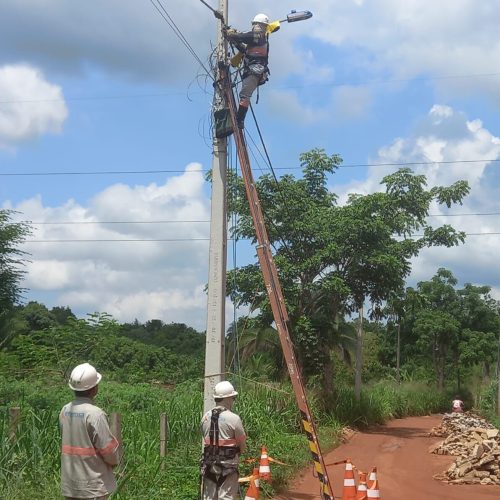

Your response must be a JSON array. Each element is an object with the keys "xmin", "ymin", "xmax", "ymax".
[{"xmin": 219, "ymin": 65, "xmax": 335, "ymax": 500}]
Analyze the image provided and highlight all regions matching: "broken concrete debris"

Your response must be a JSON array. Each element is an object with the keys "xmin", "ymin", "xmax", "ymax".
[{"xmin": 429, "ymin": 412, "xmax": 500, "ymax": 485}]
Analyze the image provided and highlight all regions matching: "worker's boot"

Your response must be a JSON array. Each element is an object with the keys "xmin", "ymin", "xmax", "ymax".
[{"xmin": 236, "ymin": 105, "xmax": 248, "ymax": 129}]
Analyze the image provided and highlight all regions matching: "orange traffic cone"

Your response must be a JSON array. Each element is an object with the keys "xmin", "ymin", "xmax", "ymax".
[
  {"xmin": 367, "ymin": 467, "xmax": 377, "ymax": 488},
  {"xmin": 367, "ymin": 467, "xmax": 380, "ymax": 499},
  {"xmin": 244, "ymin": 468, "xmax": 260, "ymax": 500},
  {"xmin": 259, "ymin": 446, "xmax": 271, "ymax": 481},
  {"xmin": 342, "ymin": 459, "xmax": 357, "ymax": 500},
  {"xmin": 356, "ymin": 471, "xmax": 368, "ymax": 500}
]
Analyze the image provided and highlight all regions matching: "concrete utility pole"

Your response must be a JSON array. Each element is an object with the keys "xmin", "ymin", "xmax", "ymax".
[
  {"xmin": 396, "ymin": 321, "xmax": 401, "ymax": 385},
  {"xmin": 497, "ymin": 329, "xmax": 500, "ymax": 417},
  {"xmin": 355, "ymin": 306, "xmax": 363, "ymax": 401},
  {"xmin": 203, "ymin": 0, "xmax": 229, "ymax": 414}
]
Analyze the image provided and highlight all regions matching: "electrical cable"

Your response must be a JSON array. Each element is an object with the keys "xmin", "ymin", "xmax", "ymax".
[
  {"xmin": 10, "ymin": 211, "xmax": 500, "ymax": 228},
  {"xmin": 22, "ymin": 231, "xmax": 500, "ymax": 243},
  {"xmin": 3, "ymin": 158, "xmax": 499, "ymax": 176},
  {"xmin": 18, "ymin": 220, "xmax": 210, "ymax": 225},
  {"xmin": 3, "ymin": 71, "xmax": 500, "ymax": 105},
  {"xmin": 149, "ymin": 0, "xmax": 213, "ymax": 80}
]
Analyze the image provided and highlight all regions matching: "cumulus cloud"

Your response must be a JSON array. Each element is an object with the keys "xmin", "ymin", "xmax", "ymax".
[
  {"xmin": 304, "ymin": 0, "xmax": 500, "ymax": 101},
  {"xmin": 331, "ymin": 85, "xmax": 372, "ymax": 121},
  {"xmin": 335, "ymin": 104, "xmax": 500, "ymax": 294},
  {"xmin": 1, "ymin": 0, "xmax": 211, "ymax": 84},
  {"xmin": 266, "ymin": 89, "xmax": 328, "ymax": 125},
  {"xmin": 2, "ymin": 0, "xmax": 500, "ymax": 128},
  {"xmin": 3, "ymin": 164, "xmax": 236, "ymax": 330},
  {"xmin": 0, "ymin": 64, "xmax": 68, "ymax": 148}
]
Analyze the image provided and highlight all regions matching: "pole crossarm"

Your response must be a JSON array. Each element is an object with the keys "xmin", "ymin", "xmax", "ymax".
[{"xmin": 221, "ymin": 67, "xmax": 334, "ymax": 499}]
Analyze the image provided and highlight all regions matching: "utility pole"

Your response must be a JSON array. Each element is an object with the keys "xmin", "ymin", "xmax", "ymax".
[
  {"xmin": 497, "ymin": 328, "xmax": 500, "ymax": 417},
  {"xmin": 355, "ymin": 306, "xmax": 363, "ymax": 401},
  {"xmin": 203, "ymin": 0, "xmax": 229, "ymax": 414},
  {"xmin": 396, "ymin": 321, "xmax": 401, "ymax": 385}
]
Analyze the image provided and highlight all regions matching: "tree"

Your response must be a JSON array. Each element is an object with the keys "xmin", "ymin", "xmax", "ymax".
[
  {"xmin": 408, "ymin": 269, "xmax": 499, "ymax": 390},
  {"xmin": 0, "ymin": 210, "xmax": 31, "ymax": 341},
  {"xmin": 413, "ymin": 309, "xmax": 460, "ymax": 389},
  {"xmin": 455, "ymin": 283, "xmax": 499, "ymax": 381},
  {"xmin": 51, "ymin": 306, "xmax": 76, "ymax": 325},
  {"xmin": 227, "ymin": 149, "xmax": 469, "ymax": 396}
]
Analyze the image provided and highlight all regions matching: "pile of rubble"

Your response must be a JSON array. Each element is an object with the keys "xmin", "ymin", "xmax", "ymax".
[{"xmin": 429, "ymin": 412, "xmax": 500, "ymax": 485}]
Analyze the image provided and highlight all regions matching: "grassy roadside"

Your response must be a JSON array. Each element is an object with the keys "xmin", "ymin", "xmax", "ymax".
[{"xmin": 0, "ymin": 378, "xmax": 448, "ymax": 499}]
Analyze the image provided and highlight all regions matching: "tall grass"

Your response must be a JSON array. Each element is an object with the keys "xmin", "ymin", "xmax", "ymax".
[
  {"xmin": 0, "ymin": 378, "xmax": 448, "ymax": 499},
  {"xmin": 333, "ymin": 381, "xmax": 449, "ymax": 427}
]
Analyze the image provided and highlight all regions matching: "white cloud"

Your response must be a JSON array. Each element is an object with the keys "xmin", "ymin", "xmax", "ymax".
[
  {"xmin": 335, "ymin": 104, "xmax": 500, "ymax": 294},
  {"xmin": 304, "ymin": 0, "xmax": 500, "ymax": 100},
  {"xmin": 0, "ymin": 65, "xmax": 68, "ymax": 148},
  {"xmin": 266, "ymin": 89, "xmax": 327, "ymax": 125},
  {"xmin": 4, "ymin": 165, "xmax": 231, "ymax": 330},
  {"xmin": 331, "ymin": 85, "xmax": 372, "ymax": 121}
]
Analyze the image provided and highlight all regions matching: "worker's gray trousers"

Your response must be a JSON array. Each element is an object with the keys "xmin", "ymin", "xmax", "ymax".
[
  {"xmin": 202, "ymin": 471, "xmax": 239, "ymax": 500},
  {"xmin": 65, "ymin": 496, "xmax": 108, "ymax": 500},
  {"xmin": 239, "ymin": 74, "xmax": 261, "ymax": 106}
]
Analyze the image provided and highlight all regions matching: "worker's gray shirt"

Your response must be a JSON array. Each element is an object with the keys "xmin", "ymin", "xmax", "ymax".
[
  {"xmin": 60, "ymin": 398, "xmax": 120, "ymax": 498},
  {"xmin": 201, "ymin": 406, "xmax": 246, "ymax": 467}
]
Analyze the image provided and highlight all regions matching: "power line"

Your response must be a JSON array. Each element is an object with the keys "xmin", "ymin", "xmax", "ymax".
[
  {"xmin": 21, "ymin": 231, "xmax": 500, "ymax": 243},
  {"xmin": 0, "ymin": 91, "xmax": 187, "ymax": 105},
  {"xmin": 9, "ymin": 212, "xmax": 500, "ymax": 227},
  {"xmin": 2, "ymin": 72, "xmax": 500, "ymax": 105},
  {"xmin": 280, "ymin": 71, "xmax": 500, "ymax": 91},
  {"xmin": 21, "ymin": 219, "xmax": 210, "ymax": 225},
  {"xmin": 428, "ymin": 212, "xmax": 500, "ymax": 217},
  {"xmin": 24, "ymin": 238, "xmax": 213, "ymax": 243},
  {"xmin": 149, "ymin": 0, "xmax": 213, "ymax": 80},
  {"xmin": 2, "ymin": 158, "xmax": 500, "ymax": 177}
]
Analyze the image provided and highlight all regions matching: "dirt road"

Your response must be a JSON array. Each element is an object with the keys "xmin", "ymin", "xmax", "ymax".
[{"xmin": 275, "ymin": 414, "xmax": 499, "ymax": 500}]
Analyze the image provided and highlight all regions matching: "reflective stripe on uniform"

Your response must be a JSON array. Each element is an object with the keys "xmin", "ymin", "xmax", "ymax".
[
  {"xmin": 62, "ymin": 445, "xmax": 97, "ymax": 456},
  {"xmin": 203, "ymin": 437, "xmax": 239, "ymax": 446},
  {"xmin": 98, "ymin": 438, "xmax": 119, "ymax": 456}
]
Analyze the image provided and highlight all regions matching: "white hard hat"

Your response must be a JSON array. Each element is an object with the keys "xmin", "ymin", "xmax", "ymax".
[
  {"xmin": 68, "ymin": 363, "xmax": 102, "ymax": 391},
  {"xmin": 214, "ymin": 381, "xmax": 238, "ymax": 399},
  {"xmin": 252, "ymin": 13, "xmax": 269, "ymax": 25}
]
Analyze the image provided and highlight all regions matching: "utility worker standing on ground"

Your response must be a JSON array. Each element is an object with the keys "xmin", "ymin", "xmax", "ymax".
[
  {"xmin": 200, "ymin": 381, "xmax": 246, "ymax": 500},
  {"xmin": 225, "ymin": 13, "xmax": 271, "ymax": 129},
  {"xmin": 451, "ymin": 395, "xmax": 465, "ymax": 413},
  {"xmin": 60, "ymin": 363, "xmax": 121, "ymax": 500}
]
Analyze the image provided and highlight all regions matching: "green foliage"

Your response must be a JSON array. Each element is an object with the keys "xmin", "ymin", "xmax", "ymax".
[
  {"xmin": 0, "ymin": 375, "xmax": 449, "ymax": 499},
  {"xmin": 332, "ymin": 382, "xmax": 449, "ymax": 427},
  {"xmin": 226, "ymin": 149, "xmax": 469, "ymax": 394},
  {"xmin": 120, "ymin": 320, "xmax": 205, "ymax": 358},
  {"xmin": 0, "ymin": 210, "xmax": 31, "ymax": 340},
  {"xmin": 3, "ymin": 314, "xmax": 202, "ymax": 385}
]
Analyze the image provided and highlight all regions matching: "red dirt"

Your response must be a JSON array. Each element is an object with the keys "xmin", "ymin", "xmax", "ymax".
[{"xmin": 274, "ymin": 414, "xmax": 500, "ymax": 500}]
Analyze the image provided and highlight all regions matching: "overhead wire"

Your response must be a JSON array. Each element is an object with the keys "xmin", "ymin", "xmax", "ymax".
[
  {"xmin": 2, "ymin": 71, "xmax": 500, "ymax": 105},
  {"xmin": 22, "ymin": 231, "xmax": 500, "ymax": 243},
  {"xmin": 149, "ymin": 0, "xmax": 213, "ymax": 79},
  {"xmin": 3, "ymin": 158, "xmax": 500, "ymax": 176},
  {"xmin": 7, "ymin": 211, "xmax": 500, "ymax": 230}
]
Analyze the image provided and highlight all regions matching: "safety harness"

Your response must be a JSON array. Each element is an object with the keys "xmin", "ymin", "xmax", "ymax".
[{"xmin": 201, "ymin": 407, "xmax": 240, "ymax": 487}]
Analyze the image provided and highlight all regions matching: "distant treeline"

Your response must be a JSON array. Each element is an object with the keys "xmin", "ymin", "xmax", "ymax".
[{"xmin": 0, "ymin": 302, "xmax": 205, "ymax": 385}]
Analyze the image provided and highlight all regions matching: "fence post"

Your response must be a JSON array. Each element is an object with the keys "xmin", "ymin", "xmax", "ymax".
[
  {"xmin": 8, "ymin": 407, "xmax": 21, "ymax": 443},
  {"xmin": 160, "ymin": 413, "xmax": 168, "ymax": 469},
  {"xmin": 110, "ymin": 412, "xmax": 123, "ymax": 462}
]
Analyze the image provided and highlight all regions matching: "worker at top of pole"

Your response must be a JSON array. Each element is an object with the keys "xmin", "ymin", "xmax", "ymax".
[
  {"xmin": 224, "ymin": 13, "xmax": 271, "ymax": 129},
  {"xmin": 60, "ymin": 363, "xmax": 121, "ymax": 500},
  {"xmin": 200, "ymin": 381, "xmax": 246, "ymax": 500}
]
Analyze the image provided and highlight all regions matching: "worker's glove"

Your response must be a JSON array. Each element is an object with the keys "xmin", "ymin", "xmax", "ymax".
[{"xmin": 224, "ymin": 28, "xmax": 237, "ymax": 39}]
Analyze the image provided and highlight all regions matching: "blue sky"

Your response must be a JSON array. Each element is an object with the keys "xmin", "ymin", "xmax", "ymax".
[{"xmin": 2, "ymin": 1, "xmax": 500, "ymax": 330}]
